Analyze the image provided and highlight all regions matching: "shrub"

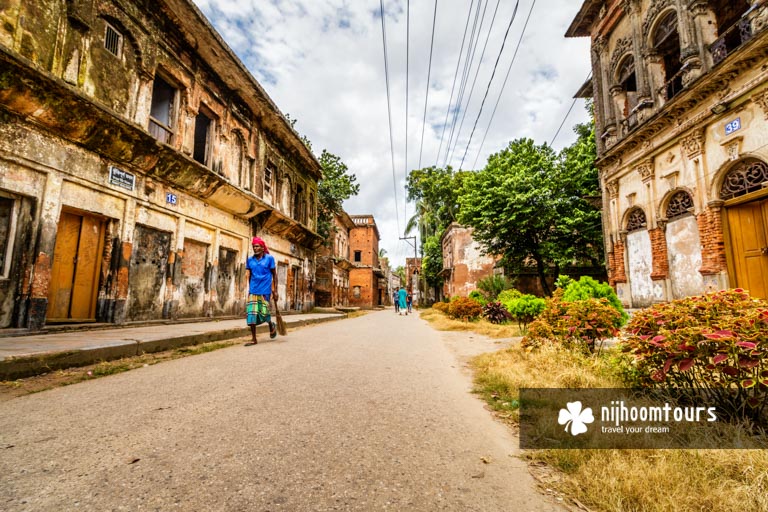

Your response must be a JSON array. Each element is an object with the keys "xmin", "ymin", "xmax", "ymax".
[
  {"xmin": 476, "ymin": 275, "xmax": 514, "ymax": 300},
  {"xmin": 621, "ymin": 289, "xmax": 768, "ymax": 423},
  {"xmin": 482, "ymin": 301, "xmax": 512, "ymax": 324},
  {"xmin": 432, "ymin": 301, "xmax": 449, "ymax": 313},
  {"xmin": 523, "ymin": 296, "xmax": 621, "ymax": 353},
  {"xmin": 497, "ymin": 288, "xmax": 523, "ymax": 308},
  {"xmin": 562, "ymin": 276, "xmax": 628, "ymax": 326},
  {"xmin": 447, "ymin": 297, "xmax": 483, "ymax": 320},
  {"xmin": 506, "ymin": 294, "xmax": 547, "ymax": 332},
  {"xmin": 554, "ymin": 274, "xmax": 574, "ymax": 290},
  {"xmin": 469, "ymin": 290, "xmax": 488, "ymax": 306}
]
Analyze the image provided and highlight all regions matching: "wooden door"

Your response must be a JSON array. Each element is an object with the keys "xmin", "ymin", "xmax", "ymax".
[
  {"xmin": 727, "ymin": 199, "xmax": 768, "ymax": 299},
  {"xmin": 47, "ymin": 211, "xmax": 105, "ymax": 321}
]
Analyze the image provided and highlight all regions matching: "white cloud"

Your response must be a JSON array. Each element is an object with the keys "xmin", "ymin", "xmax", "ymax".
[{"xmin": 193, "ymin": 0, "xmax": 592, "ymax": 268}]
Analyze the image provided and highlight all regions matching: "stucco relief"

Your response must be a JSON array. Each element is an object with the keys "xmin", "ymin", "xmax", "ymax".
[
  {"xmin": 642, "ymin": 0, "xmax": 676, "ymax": 43},
  {"xmin": 680, "ymin": 129, "xmax": 704, "ymax": 159}
]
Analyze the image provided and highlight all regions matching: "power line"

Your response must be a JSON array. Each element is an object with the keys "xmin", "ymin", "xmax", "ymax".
[
  {"xmin": 435, "ymin": 0, "xmax": 476, "ymax": 167},
  {"xmin": 379, "ymin": 0, "xmax": 400, "ymax": 234},
  {"xmin": 446, "ymin": 0, "xmax": 502, "ymax": 167},
  {"xmin": 471, "ymin": 0, "xmax": 537, "ymax": 170},
  {"xmin": 550, "ymin": 72, "xmax": 592, "ymax": 147},
  {"xmin": 457, "ymin": 0, "xmax": 521, "ymax": 171},
  {"xmin": 418, "ymin": 0, "xmax": 439, "ymax": 170},
  {"xmin": 443, "ymin": 0, "xmax": 485, "ymax": 168}
]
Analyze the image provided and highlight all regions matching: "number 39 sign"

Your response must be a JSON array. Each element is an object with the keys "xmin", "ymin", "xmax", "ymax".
[{"xmin": 724, "ymin": 117, "xmax": 741, "ymax": 136}]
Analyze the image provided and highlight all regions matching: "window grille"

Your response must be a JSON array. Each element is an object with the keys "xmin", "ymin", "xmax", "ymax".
[
  {"xmin": 104, "ymin": 23, "xmax": 122, "ymax": 57},
  {"xmin": 665, "ymin": 191, "xmax": 694, "ymax": 219},
  {"xmin": 720, "ymin": 159, "xmax": 768, "ymax": 200},
  {"xmin": 626, "ymin": 208, "xmax": 647, "ymax": 232}
]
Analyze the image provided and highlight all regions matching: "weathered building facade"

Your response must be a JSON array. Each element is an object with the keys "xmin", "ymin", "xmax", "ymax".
[
  {"xmin": 0, "ymin": 0, "xmax": 321, "ymax": 330},
  {"xmin": 439, "ymin": 224, "xmax": 496, "ymax": 299},
  {"xmin": 314, "ymin": 211, "xmax": 354, "ymax": 307},
  {"xmin": 568, "ymin": 0, "xmax": 768, "ymax": 306},
  {"xmin": 348, "ymin": 215, "xmax": 385, "ymax": 308}
]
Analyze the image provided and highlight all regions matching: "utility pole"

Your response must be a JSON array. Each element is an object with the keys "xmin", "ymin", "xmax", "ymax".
[{"xmin": 399, "ymin": 235, "xmax": 418, "ymax": 304}]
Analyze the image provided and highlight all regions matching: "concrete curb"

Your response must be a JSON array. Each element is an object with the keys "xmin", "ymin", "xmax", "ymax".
[{"xmin": 0, "ymin": 314, "xmax": 346, "ymax": 380}]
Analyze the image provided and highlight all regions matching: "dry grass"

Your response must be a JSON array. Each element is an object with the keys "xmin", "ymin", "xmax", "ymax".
[
  {"xmin": 419, "ymin": 308, "xmax": 523, "ymax": 338},
  {"xmin": 459, "ymin": 322, "xmax": 768, "ymax": 511}
]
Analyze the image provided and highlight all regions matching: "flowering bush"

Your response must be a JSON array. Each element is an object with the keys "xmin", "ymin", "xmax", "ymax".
[
  {"xmin": 522, "ymin": 296, "xmax": 621, "ymax": 353},
  {"xmin": 482, "ymin": 301, "xmax": 512, "ymax": 324},
  {"xmin": 447, "ymin": 297, "xmax": 483, "ymax": 320},
  {"xmin": 622, "ymin": 289, "xmax": 768, "ymax": 422}
]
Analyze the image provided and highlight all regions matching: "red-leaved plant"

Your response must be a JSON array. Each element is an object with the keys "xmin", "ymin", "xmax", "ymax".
[{"xmin": 622, "ymin": 289, "xmax": 768, "ymax": 423}]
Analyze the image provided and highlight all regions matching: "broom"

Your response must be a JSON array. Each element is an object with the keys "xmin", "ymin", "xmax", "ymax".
[{"xmin": 273, "ymin": 296, "xmax": 287, "ymax": 336}]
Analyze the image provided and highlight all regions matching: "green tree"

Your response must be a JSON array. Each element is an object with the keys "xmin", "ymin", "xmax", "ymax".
[
  {"xmin": 458, "ymin": 136, "xmax": 602, "ymax": 296},
  {"xmin": 421, "ymin": 234, "xmax": 443, "ymax": 296},
  {"xmin": 317, "ymin": 150, "xmax": 360, "ymax": 242},
  {"xmin": 405, "ymin": 166, "xmax": 467, "ymax": 241}
]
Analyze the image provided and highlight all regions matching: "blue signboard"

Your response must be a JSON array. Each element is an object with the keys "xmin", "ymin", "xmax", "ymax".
[
  {"xmin": 166, "ymin": 192, "xmax": 178, "ymax": 205},
  {"xmin": 725, "ymin": 117, "xmax": 741, "ymax": 136}
]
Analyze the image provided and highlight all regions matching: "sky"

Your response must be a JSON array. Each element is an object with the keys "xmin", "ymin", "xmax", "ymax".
[{"xmin": 192, "ymin": 0, "xmax": 592, "ymax": 269}]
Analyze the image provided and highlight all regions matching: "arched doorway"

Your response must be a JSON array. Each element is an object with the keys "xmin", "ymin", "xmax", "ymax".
[{"xmin": 721, "ymin": 158, "xmax": 768, "ymax": 299}]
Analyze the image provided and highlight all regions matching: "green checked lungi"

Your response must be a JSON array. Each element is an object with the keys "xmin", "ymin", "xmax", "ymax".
[{"xmin": 246, "ymin": 294, "xmax": 272, "ymax": 326}]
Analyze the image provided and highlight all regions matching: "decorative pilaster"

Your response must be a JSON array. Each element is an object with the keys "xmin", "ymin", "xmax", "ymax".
[
  {"xmin": 698, "ymin": 200, "xmax": 727, "ymax": 275},
  {"xmin": 681, "ymin": 129, "xmax": 704, "ymax": 159},
  {"xmin": 649, "ymin": 227, "xmax": 670, "ymax": 280},
  {"xmin": 635, "ymin": 159, "xmax": 655, "ymax": 183}
]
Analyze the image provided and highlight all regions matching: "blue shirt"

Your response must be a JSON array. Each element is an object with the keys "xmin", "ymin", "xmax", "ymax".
[{"xmin": 247, "ymin": 254, "xmax": 276, "ymax": 295}]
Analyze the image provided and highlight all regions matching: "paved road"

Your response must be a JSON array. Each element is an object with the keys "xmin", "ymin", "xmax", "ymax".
[{"xmin": 0, "ymin": 310, "xmax": 561, "ymax": 511}]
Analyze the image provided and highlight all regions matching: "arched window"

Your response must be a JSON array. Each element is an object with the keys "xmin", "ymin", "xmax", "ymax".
[
  {"xmin": 617, "ymin": 55, "xmax": 638, "ymax": 121},
  {"xmin": 653, "ymin": 11, "xmax": 682, "ymax": 100},
  {"xmin": 626, "ymin": 207, "xmax": 647, "ymax": 232},
  {"xmin": 665, "ymin": 191, "xmax": 694, "ymax": 219},
  {"xmin": 720, "ymin": 159, "xmax": 768, "ymax": 200}
]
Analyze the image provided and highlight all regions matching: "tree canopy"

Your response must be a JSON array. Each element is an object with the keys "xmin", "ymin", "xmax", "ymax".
[
  {"xmin": 457, "ymin": 125, "xmax": 602, "ymax": 296},
  {"xmin": 317, "ymin": 149, "xmax": 360, "ymax": 242}
]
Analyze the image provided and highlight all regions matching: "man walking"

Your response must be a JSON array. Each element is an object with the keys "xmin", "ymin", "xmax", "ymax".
[
  {"xmin": 245, "ymin": 237, "xmax": 279, "ymax": 345},
  {"xmin": 393, "ymin": 289, "xmax": 400, "ymax": 314},
  {"xmin": 398, "ymin": 286, "xmax": 408, "ymax": 316}
]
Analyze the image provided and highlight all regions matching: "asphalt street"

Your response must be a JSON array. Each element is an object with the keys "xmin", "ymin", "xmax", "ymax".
[{"xmin": 0, "ymin": 310, "xmax": 561, "ymax": 511}]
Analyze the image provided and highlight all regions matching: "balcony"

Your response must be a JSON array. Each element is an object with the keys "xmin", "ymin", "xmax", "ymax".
[{"xmin": 710, "ymin": 17, "xmax": 754, "ymax": 66}]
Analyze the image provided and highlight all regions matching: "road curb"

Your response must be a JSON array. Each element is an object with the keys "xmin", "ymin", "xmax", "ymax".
[{"xmin": 0, "ymin": 314, "xmax": 346, "ymax": 380}]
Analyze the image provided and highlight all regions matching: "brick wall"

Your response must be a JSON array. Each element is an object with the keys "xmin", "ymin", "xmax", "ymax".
[
  {"xmin": 697, "ymin": 208, "xmax": 727, "ymax": 275},
  {"xmin": 649, "ymin": 227, "xmax": 669, "ymax": 280}
]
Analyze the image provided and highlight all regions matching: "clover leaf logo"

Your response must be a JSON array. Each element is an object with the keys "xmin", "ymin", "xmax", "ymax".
[{"xmin": 558, "ymin": 401, "xmax": 594, "ymax": 436}]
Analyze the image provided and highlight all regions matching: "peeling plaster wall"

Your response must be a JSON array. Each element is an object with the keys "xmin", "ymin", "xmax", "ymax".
[
  {"xmin": 667, "ymin": 216, "xmax": 705, "ymax": 299},
  {"xmin": 627, "ymin": 230, "xmax": 654, "ymax": 307}
]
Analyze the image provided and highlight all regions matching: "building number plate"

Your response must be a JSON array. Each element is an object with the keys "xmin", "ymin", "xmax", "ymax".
[
  {"xmin": 166, "ymin": 192, "xmax": 178, "ymax": 205},
  {"xmin": 725, "ymin": 117, "xmax": 741, "ymax": 135}
]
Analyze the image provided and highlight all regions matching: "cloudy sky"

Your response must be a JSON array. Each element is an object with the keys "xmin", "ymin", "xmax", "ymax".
[{"xmin": 193, "ymin": 0, "xmax": 592, "ymax": 268}]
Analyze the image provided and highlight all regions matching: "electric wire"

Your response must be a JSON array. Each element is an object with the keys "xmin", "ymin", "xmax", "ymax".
[
  {"xmin": 471, "ymin": 0, "xmax": 536, "ymax": 170},
  {"xmin": 446, "ymin": 0, "xmax": 502, "ymax": 167},
  {"xmin": 379, "ymin": 0, "xmax": 400, "ymax": 234},
  {"xmin": 442, "ymin": 0, "xmax": 484, "ymax": 168},
  {"xmin": 550, "ymin": 72, "xmax": 592, "ymax": 147},
  {"xmin": 435, "ymin": 0, "xmax": 476, "ymax": 167},
  {"xmin": 417, "ymin": 0, "xmax": 439, "ymax": 170},
  {"xmin": 457, "ymin": 0, "xmax": 521, "ymax": 171}
]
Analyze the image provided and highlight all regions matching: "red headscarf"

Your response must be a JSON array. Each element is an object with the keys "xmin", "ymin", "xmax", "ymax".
[{"xmin": 251, "ymin": 236, "xmax": 269, "ymax": 254}]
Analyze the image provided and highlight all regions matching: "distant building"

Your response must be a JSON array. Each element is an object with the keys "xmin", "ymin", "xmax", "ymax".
[
  {"xmin": 315, "ymin": 211, "xmax": 355, "ymax": 307},
  {"xmin": 439, "ymin": 224, "xmax": 496, "ymax": 298},
  {"xmin": 348, "ymin": 215, "xmax": 386, "ymax": 308},
  {"xmin": 567, "ymin": 0, "xmax": 768, "ymax": 305},
  {"xmin": 0, "ymin": 0, "xmax": 321, "ymax": 330},
  {"xmin": 405, "ymin": 257, "xmax": 424, "ymax": 305}
]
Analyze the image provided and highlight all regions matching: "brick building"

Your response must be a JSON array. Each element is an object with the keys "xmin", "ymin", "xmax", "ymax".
[
  {"xmin": 439, "ymin": 224, "xmax": 497, "ymax": 299},
  {"xmin": 0, "ymin": 0, "xmax": 322, "ymax": 330},
  {"xmin": 348, "ymin": 215, "xmax": 386, "ymax": 308},
  {"xmin": 568, "ymin": 0, "xmax": 768, "ymax": 306},
  {"xmin": 314, "ymin": 211, "xmax": 355, "ymax": 307}
]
